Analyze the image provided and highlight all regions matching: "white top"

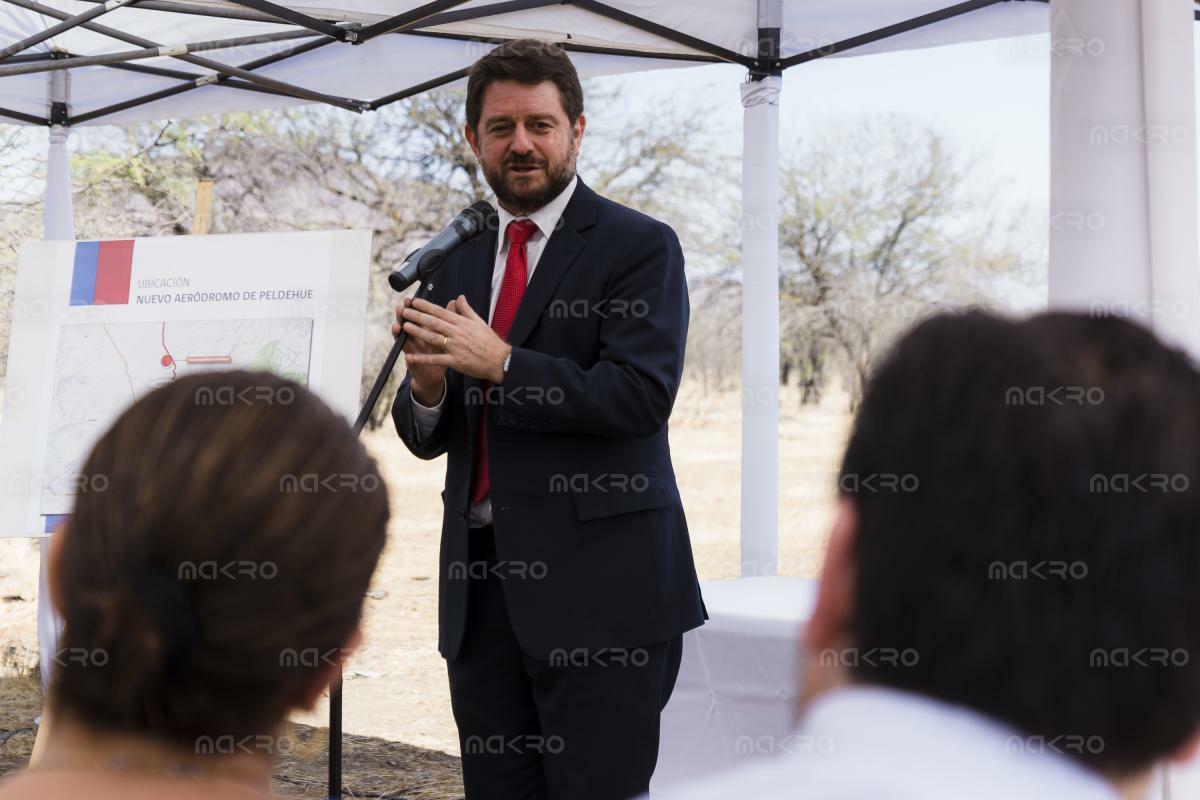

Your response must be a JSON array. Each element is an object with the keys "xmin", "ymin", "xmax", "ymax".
[
  {"xmin": 655, "ymin": 686, "xmax": 1120, "ymax": 800},
  {"xmin": 411, "ymin": 175, "xmax": 580, "ymax": 527}
]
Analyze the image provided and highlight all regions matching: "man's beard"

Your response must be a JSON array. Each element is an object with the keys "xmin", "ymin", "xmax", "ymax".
[{"xmin": 483, "ymin": 147, "xmax": 576, "ymax": 215}]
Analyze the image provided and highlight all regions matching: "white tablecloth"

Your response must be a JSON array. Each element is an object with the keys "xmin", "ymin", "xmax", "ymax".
[{"xmin": 651, "ymin": 576, "xmax": 818, "ymax": 797}]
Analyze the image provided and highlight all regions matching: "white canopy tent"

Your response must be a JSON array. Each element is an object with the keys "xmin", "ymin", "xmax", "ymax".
[{"xmin": 3, "ymin": 0, "xmax": 1199, "ymax": 794}]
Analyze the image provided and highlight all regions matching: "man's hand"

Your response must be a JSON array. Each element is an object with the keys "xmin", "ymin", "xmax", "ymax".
[
  {"xmin": 393, "ymin": 297, "xmax": 450, "ymax": 405},
  {"xmin": 400, "ymin": 295, "xmax": 511, "ymax": 384}
]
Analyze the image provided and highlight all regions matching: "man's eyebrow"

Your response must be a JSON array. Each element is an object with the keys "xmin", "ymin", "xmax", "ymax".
[{"xmin": 484, "ymin": 113, "xmax": 556, "ymax": 126}]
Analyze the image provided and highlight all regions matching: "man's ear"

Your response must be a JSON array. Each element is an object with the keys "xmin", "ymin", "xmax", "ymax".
[
  {"xmin": 464, "ymin": 123, "xmax": 480, "ymax": 159},
  {"xmin": 805, "ymin": 497, "xmax": 859, "ymax": 656},
  {"xmin": 295, "ymin": 626, "xmax": 364, "ymax": 712},
  {"xmin": 572, "ymin": 113, "xmax": 586, "ymax": 155}
]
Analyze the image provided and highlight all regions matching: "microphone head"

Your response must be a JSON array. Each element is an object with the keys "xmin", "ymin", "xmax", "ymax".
[{"xmin": 462, "ymin": 200, "xmax": 494, "ymax": 236}]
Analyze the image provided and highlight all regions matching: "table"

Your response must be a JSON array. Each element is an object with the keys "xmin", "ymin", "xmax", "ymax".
[{"xmin": 651, "ymin": 576, "xmax": 818, "ymax": 796}]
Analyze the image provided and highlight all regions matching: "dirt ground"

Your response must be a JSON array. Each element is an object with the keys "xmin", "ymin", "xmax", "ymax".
[{"xmin": 0, "ymin": 381, "xmax": 851, "ymax": 786}]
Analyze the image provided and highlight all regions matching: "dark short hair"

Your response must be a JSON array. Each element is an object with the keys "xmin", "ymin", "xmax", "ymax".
[
  {"xmin": 466, "ymin": 39, "xmax": 584, "ymax": 130},
  {"xmin": 840, "ymin": 310, "xmax": 1200, "ymax": 776},
  {"xmin": 51, "ymin": 371, "xmax": 389, "ymax": 749}
]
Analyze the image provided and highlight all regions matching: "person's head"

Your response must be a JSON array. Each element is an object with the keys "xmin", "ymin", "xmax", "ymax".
[
  {"xmin": 48, "ymin": 371, "xmax": 389, "ymax": 753},
  {"xmin": 804, "ymin": 310, "xmax": 1200, "ymax": 779},
  {"xmin": 464, "ymin": 38, "xmax": 585, "ymax": 215}
]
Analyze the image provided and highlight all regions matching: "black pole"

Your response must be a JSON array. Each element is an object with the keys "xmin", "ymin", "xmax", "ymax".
[{"xmin": 329, "ymin": 274, "xmax": 436, "ymax": 799}]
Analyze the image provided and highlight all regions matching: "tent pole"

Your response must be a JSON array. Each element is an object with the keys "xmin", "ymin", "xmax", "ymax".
[
  {"xmin": 72, "ymin": 37, "xmax": 337, "ymax": 124},
  {"xmin": 0, "ymin": 0, "xmax": 135, "ymax": 61},
  {"xmin": 739, "ymin": 0, "xmax": 781, "ymax": 578},
  {"xmin": 0, "ymin": 0, "xmax": 360, "ymax": 112},
  {"xmin": 38, "ymin": 64, "xmax": 72, "ymax": 705},
  {"xmin": 1049, "ymin": 0, "xmax": 1200, "ymax": 356},
  {"xmin": 1051, "ymin": 0, "xmax": 1200, "ymax": 796}
]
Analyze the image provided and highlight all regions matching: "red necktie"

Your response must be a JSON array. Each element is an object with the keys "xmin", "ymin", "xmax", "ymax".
[{"xmin": 470, "ymin": 219, "xmax": 538, "ymax": 506}]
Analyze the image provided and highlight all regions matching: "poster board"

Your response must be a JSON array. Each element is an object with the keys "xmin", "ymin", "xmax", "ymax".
[{"xmin": 0, "ymin": 229, "xmax": 372, "ymax": 537}]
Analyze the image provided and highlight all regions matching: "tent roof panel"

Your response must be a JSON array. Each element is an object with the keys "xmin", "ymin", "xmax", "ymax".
[{"xmin": 0, "ymin": 0, "xmax": 1054, "ymax": 126}]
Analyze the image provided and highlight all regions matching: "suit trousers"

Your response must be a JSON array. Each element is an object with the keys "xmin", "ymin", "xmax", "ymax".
[{"xmin": 447, "ymin": 524, "xmax": 683, "ymax": 800}]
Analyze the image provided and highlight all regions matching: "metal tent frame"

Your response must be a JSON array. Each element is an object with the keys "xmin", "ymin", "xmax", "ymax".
[{"xmin": 0, "ymin": 0, "xmax": 1082, "ymax": 127}]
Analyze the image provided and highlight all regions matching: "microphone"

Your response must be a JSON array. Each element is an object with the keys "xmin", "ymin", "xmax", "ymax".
[{"xmin": 388, "ymin": 201, "xmax": 494, "ymax": 292}]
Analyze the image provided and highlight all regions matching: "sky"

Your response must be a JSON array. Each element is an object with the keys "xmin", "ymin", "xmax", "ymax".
[{"xmin": 593, "ymin": 32, "xmax": 1050, "ymax": 228}]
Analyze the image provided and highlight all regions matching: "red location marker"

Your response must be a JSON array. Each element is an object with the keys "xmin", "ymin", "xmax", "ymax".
[{"xmin": 161, "ymin": 354, "xmax": 174, "ymax": 367}]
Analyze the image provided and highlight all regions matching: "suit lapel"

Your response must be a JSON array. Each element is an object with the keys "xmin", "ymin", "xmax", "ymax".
[
  {"xmin": 457, "ymin": 207, "xmax": 499, "ymax": 442},
  {"xmin": 507, "ymin": 180, "xmax": 598, "ymax": 350}
]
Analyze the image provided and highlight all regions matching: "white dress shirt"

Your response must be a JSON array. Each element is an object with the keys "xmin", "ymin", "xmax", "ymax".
[
  {"xmin": 410, "ymin": 175, "xmax": 579, "ymax": 528},
  {"xmin": 655, "ymin": 686, "xmax": 1121, "ymax": 800}
]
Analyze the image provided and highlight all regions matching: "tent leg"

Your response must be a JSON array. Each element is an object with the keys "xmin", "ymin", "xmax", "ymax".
[
  {"xmin": 38, "ymin": 69, "xmax": 72, "ymax": 709},
  {"xmin": 43, "ymin": 122, "xmax": 73, "ymax": 241},
  {"xmin": 1049, "ymin": 0, "xmax": 1200, "ymax": 357},
  {"xmin": 1051, "ymin": 6, "xmax": 1198, "ymax": 791},
  {"xmin": 739, "ymin": 0, "xmax": 782, "ymax": 578}
]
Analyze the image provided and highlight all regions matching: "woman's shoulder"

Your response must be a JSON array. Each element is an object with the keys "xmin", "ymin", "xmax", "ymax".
[{"xmin": 0, "ymin": 768, "xmax": 283, "ymax": 800}]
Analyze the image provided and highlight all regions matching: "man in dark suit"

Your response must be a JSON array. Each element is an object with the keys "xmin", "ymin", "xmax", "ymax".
[{"xmin": 389, "ymin": 39, "xmax": 705, "ymax": 800}]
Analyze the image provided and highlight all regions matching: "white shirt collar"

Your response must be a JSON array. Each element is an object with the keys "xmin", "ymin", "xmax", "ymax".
[
  {"xmin": 794, "ymin": 686, "xmax": 1120, "ymax": 799},
  {"xmin": 495, "ymin": 173, "xmax": 578, "ymax": 252}
]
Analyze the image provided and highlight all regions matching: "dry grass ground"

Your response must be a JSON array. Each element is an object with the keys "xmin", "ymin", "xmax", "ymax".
[{"xmin": 0, "ymin": 382, "xmax": 851, "ymax": 797}]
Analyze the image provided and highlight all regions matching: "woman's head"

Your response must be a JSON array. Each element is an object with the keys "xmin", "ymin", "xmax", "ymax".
[{"xmin": 48, "ymin": 370, "xmax": 389, "ymax": 751}]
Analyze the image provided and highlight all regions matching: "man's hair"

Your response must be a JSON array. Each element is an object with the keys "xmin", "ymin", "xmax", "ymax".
[
  {"xmin": 840, "ymin": 310, "xmax": 1200, "ymax": 776},
  {"xmin": 466, "ymin": 39, "xmax": 583, "ymax": 131},
  {"xmin": 51, "ymin": 371, "xmax": 389, "ymax": 749}
]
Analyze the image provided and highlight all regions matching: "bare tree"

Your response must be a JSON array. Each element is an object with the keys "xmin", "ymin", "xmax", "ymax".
[
  {"xmin": 775, "ymin": 116, "xmax": 1034, "ymax": 406},
  {"xmin": 0, "ymin": 126, "xmax": 46, "ymax": 383},
  {"xmin": 1, "ymin": 83, "xmax": 717, "ymax": 426}
]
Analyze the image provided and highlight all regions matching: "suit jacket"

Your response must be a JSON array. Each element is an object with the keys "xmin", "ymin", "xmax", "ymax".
[{"xmin": 392, "ymin": 179, "xmax": 707, "ymax": 661}]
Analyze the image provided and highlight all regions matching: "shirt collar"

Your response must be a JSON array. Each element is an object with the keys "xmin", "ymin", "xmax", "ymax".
[
  {"xmin": 797, "ymin": 686, "xmax": 1119, "ymax": 799},
  {"xmin": 496, "ymin": 174, "xmax": 579, "ymax": 251}
]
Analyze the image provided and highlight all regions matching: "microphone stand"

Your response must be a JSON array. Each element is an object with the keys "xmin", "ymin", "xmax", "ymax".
[{"xmin": 329, "ymin": 265, "xmax": 439, "ymax": 800}]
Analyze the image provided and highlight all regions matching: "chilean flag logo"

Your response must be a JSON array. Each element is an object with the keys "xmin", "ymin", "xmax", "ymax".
[{"xmin": 69, "ymin": 240, "xmax": 134, "ymax": 306}]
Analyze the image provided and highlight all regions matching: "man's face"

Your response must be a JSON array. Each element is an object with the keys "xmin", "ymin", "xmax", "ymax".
[{"xmin": 466, "ymin": 79, "xmax": 585, "ymax": 215}]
